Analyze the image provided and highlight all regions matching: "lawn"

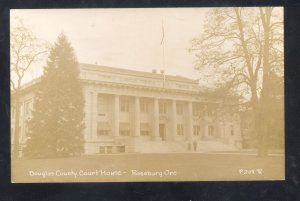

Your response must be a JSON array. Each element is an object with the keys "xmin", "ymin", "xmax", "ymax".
[{"xmin": 12, "ymin": 153, "xmax": 285, "ymax": 183}]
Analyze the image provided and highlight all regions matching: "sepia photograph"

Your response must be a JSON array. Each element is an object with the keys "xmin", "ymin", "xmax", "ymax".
[{"xmin": 10, "ymin": 7, "xmax": 284, "ymax": 182}]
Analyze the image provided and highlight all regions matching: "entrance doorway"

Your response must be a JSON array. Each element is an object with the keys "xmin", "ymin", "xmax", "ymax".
[{"xmin": 159, "ymin": 124, "xmax": 166, "ymax": 141}]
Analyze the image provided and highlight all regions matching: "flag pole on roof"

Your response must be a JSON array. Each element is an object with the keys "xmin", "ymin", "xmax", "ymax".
[{"xmin": 160, "ymin": 18, "xmax": 166, "ymax": 87}]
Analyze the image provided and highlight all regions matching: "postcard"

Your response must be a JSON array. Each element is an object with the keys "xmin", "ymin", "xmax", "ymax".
[{"xmin": 10, "ymin": 7, "xmax": 284, "ymax": 182}]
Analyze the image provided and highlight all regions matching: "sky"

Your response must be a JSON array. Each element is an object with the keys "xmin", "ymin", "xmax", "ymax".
[{"xmin": 11, "ymin": 8, "xmax": 209, "ymax": 84}]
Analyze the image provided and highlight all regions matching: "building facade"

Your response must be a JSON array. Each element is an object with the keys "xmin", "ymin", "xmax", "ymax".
[{"xmin": 11, "ymin": 63, "xmax": 242, "ymax": 156}]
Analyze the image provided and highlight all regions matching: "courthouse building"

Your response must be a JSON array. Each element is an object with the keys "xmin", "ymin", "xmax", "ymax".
[{"xmin": 11, "ymin": 63, "xmax": 242, "ymax": 155}]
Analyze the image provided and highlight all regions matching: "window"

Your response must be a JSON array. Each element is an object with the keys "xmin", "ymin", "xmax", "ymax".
[
  {"xmin": 120, "ymin": 123, "xmax": 130, "ymax": 136},
  {"xmin": 24, "ymin": 100, "xmax": 32, "ymax": 117},
  {"xmin": 141, "ymin": 130, "xmax": 150, "ymax": 136},
  {"xmin": 208, "ymin": 126, "xmax": 214, "ymax": 136},
  {"xmin": 97, "ymin": 130, "xmax": 109, "ymax": 137},
  {"xmin": 193, "ymin": 125, "xmax": 200, "ymax": 136},
  {"xmin": 99, "ymin": 146, "xmax": 113, "ymax": 154},
  {"xmin": 120, "ymin": 130, "xmax": 130, "ymax": 136},
  {"xmin": 120, "ymin": 100, "xmax": 129, "ymax": 112},
  {"xmin": 231, "ymin": 125, "xmax": 234, "ymax": 136},
  {"xmin": 207, "ymin": 110, "xmax": 213, "ymax": 117},
  {"xmin": 24, "ymin": 121, "xmax": 29, "ymax": 136},
  {"xmin": 159, "ymin": 102, "xmax": 167, "ymax": 114},
  {"xmin": 97, "ymin": 122, "xmax": 110, "ymax": 136},
  {"xmin": 140, "ymin": 101, "xmax": 149, "ymax": 113},
  {"xmin": 116, "ymin": 146, "xmax": 125, "ymax": 153},
  {"xmin": 176, "ymin": 103, "xmax": 183, "ymax": 115},
  {"xmin": 106, "ymin": 146, "xmax": 112, "ymax": 154},
  {"xmin": 97, "ymin": 95, "xmax": 106, "ymax": 116},
  {"xmin": 177, "ymin": 124, "xmax": 184, "ymax": 136},
  {"xmin": 99, "ymin": 146, "xmax": 105, "ymax": 154},
  {"xmin": 140, "ymin": 123, "xmax": 150, "ymax": 136}
]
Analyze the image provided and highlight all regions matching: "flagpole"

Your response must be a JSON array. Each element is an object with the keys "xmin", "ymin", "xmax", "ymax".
[{"xmin": 161, "ymin": 18, "xmax": 166, "ymax": 87}]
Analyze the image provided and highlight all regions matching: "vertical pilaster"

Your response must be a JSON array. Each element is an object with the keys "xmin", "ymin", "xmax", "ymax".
[
  {"xmin": 134, "ymin": 97, "xmax": 140, "ymax": 137},
  {"xmin": 86, "ymin": 91, "xmax": 93, "ymax": 140},
  {"xmin": 170, "ymin": 100, "xmax": 177, "ymax": 140},
  {"xmin": 114, "ymin": 95, "xmax": 120, "ymax": 137},
  {"xmin": 92, "ymin": 92, "xmax": 98, "ymax": 139},
  {"xmin": 153, "ymin": 98, "xmax": 160, "ymax": 140},
  {"xmin": 186, "ymin": 101, "xmax": 193, "ymax": 140}
]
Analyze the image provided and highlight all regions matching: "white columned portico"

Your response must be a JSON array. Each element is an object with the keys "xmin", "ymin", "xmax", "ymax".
[
  {"xmin": 153, "ymin": 98, "xmax": 160, "ymax": 140},
  {"xmin": 170, "ymin": 100, "xmax": 177, "ymax": 140},
  {"xmin": 186, "ymin": 101, "xmax": 193, "ymax": 140},
  {"xmin": 114, "ymin": 95, "xmax": 120, "ymax": 137},
  {"xmin": 134, "ymin": 96, "xmax": 140, "ymax": 137}
]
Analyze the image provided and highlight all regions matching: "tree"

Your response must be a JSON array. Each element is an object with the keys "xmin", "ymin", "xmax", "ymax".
[
  {"xmin": 10, "ymin": 17, "xmax": 48, "ymax": 158},
  {"xmin": 24, "ymin": 34, "xmax": 85, "ymax": 158},
  {"xmin": 190, "ymin": 7, "xmax": 283, "ymax": 156},
  {"xmin": 265, "ymin": 72, "xmax": 284, "ymax": 149}
]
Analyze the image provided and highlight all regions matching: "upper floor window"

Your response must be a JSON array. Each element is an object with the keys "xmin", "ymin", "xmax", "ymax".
[
  {"xmin": 176, "ymin": 103, "xmax": 183, "ymax": 115},
  {"xmin": 140, "ymin": 130, "xmax": 150, "ymax": 136},
  {"xmin": 24, "ymin": 121, "xmax": 29, "ymax": 136},
  {"xmin": 97, "ymin": 95, "xmax": 106, "ymax": 116},
  {"xmin": 140, "ymin": 100, "xmax": 149, "ymax": 113},
  {"xmin": 207, "ymin": 110, "xmax": 213, "ymax": 117},
  {"xmin": 97, "ymin": 130, "xmax": 109, "ymax": 137},
  {"xmin": 231, "ymin": 125, "xmax": 234, "ymax": 136},
  {"xmin": 24, "ymin": 99, "xmax": 32, "ymax": 117},
  {"xmin": 120, "ymin": 130, "xmax": 130, "ymax": 136},
  {"xmin": 120, "ymin": 99, "xmax": 130, "ymax": 112},
  {"xmin": 159, "ymin": 102, "xmax": 167, "ymax": 114}
]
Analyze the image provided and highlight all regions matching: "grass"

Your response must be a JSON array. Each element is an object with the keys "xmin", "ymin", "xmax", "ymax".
[{"xmin": 12, "ymin": 153, "xmax": 285, "ymax": 183}]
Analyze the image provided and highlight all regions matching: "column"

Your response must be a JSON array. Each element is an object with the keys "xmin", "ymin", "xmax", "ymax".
[
  {"xmin": 113, "ymin": 95, "xmax": 120, "ymax": 137},
  {"xmin": 84, "ymin": 90, "xmax": 91, "ymax": 141},
  {"xmin": 186, "ymin": 101, "xmax": 193, "ymax": 140},
  {"xmin": 134, "ymin": 97, "xmax": 140, "ymax": 137},
  {"xmin": 92, "ymin": 92, "xmax": 98, "ymax": 139},
  {"xmin": 153, "ymin": 98, "xmax": 160, "ymax": 140},
  {"xmin": 170, "ymin": 100, "xmax": 177, "ymax": 140}
]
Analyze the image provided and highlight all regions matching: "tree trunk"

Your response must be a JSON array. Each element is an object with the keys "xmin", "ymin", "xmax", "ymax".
[
  {"xmin": 257, "ymin": 8, "xmax": 272, "ymax": 157},
  {"xmin": 255, "ymin": 102, "xmax": 268, "ymax": 157},
  {"xmin": 13, "ymin": 90, "xmax": 20, "ymax": 159}
]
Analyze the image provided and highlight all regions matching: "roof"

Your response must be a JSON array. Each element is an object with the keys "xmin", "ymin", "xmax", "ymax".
[
  {"xmin": 13, "ymin": 63, "xmax": 201, "ymax": 96},
  {"xmin": 80, "ymin": 63, "xmax": 198, "ymax": 84}
]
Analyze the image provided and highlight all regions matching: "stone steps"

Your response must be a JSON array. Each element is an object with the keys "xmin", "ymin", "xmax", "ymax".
[{"xmin": 137, "ymin": 140, "xmax": 237, "ymax": 153}]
